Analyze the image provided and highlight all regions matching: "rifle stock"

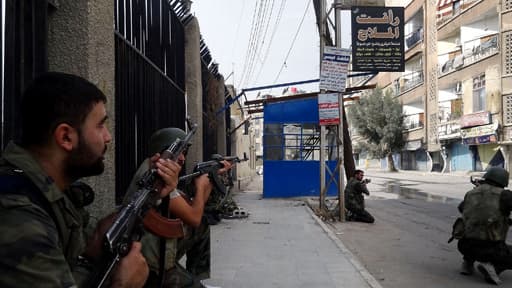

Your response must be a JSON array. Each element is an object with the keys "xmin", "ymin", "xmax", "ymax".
[{"xmin": 143, "ymin": 209, "xmax": 184, "ymax": 238}]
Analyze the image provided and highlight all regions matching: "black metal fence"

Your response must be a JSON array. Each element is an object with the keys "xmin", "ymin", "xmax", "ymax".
[
  {"xmin": 114, "ymin": 0, "xmax": 187, "ymax": 202},
  {"xmin": 1, "ymin": 0, "xmax": 49, "ymax": 149}
]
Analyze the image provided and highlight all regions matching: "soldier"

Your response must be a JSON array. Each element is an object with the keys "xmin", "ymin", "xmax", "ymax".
[
  {"xmin": 0, "ymin": 72, "xmax": 181, "ymax": 287},
  {"xmin": 124, "ymin": 127, "xmax": 231, "ymax": 288},
  {"xmin": 454, "ymin": 167, "xmax": 512, "ymax": 285},
  {"xmin": 345, "ymin": 169, "xmax": 375, "ymax": 223}
]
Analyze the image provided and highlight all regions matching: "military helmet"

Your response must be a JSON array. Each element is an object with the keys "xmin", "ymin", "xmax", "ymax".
[
  {"xmin": 148, "ymin": 127, "xmax": 188, "ymax": 155},
  {"xmin": 483, "ymin": 167, "xmax": 509, "ymax": 188}
]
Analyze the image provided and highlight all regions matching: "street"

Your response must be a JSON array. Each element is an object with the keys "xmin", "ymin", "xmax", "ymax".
[{"xmin": 328, "ymin": 170, "xmax": 512, "ymax": 288}]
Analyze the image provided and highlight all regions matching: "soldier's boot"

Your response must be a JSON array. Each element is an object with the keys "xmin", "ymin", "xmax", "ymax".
[
  {"xmin": 476, "ymin": 261, "xmax": 502, "ymax": 285},
  {"xmin": 460, "ymin": 260, "xmax": 474, "ymax": 275}
]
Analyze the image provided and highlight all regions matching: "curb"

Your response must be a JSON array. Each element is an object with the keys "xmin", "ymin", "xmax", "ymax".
[{"xmin": 305, "ymin": 205, "xmax": 384, "ymax": 288}]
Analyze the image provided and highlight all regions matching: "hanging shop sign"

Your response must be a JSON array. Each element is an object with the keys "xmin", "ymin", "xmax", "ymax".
[
  {"xmin": 318, "ymin": 93, "xmax": 341, "ymax": 126},
  {"xmin": 461, "ymin": 122, "xmax": 498, "ymax": 145},
  {"xmin": 404, "ymin": 139, "xmax": 422, "ymax": 151},
  {"xmin": 460, "ymin": 111, "xmax": 491, "ymax": 128},
  {"xmin": 351, "ymin": 6, "xmax": 404, "ymax": 72},
  {"xmin": 319, "ymin": 46, "xmax": 350, "ymax": 92}
]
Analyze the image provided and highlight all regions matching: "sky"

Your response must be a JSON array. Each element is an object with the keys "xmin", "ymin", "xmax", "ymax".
[{"xmin": 191, "ymin": 0, "xmax": 351, "ymax": 101}]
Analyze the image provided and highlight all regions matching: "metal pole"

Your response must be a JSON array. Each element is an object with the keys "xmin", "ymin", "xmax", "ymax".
[
  {"xmin": 319, "ymin": 0, "xmax": 326, "ymax": 210},
  {"xmin": 334, "ymin": 0, "xmax": 345, "ymax": 221}
]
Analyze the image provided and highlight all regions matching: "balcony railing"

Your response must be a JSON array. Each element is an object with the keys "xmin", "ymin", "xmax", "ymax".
[
  {"xmin": 394, "ymin": 70, "xmax": 424, "ymax": 95},
  {"xmin": 405, "ymin": 28, "xmax": 423, "ymax": 50},
  {"xmin": 439, "ymin": 50, "xmax": 463, "ymax": 75},
  {"xmin": 462, "ymin": 34, "xmax": 499, "ymax": 66},
  {"xmin": 404, "ymin": 113, "xmax": 424, "ymax": 130},
  {"xmin": 438, "ymin": 34, "xmax": 499, "ymax": 76}
]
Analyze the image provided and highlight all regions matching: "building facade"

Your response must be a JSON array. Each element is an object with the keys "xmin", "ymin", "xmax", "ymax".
[{"xmin": 354, "ymin": 0, "xmax": 512, "ymax": 173}]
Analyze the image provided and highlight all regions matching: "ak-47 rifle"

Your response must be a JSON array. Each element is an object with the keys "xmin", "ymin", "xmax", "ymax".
[
  {"xmin": 93, "ymin": 120, "xmax": 197, "ymax": 288},
  {"xmin": 179, "ymin": 153, "xmax": 249, "ymax": 206}
]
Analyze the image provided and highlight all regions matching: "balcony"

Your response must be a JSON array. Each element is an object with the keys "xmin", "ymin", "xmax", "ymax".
[
  {"xmin": 394, "ymin": 70, "xmax": 424, "ymax": 95},
  {"xmin": 439, "ymin": 50, "xmax": 463, "ymax": 75},
  {"xmin": 438, "ymin": 34, "xmax": 498, "ymax": 76},
  {"xmin": 405, "ymin": 28, "xmax": 423, "ymax": 51},
  {"xmin": 404, "ymin": 113, "xmax": 424, "ymax": 130},
  {"xmin": 462, "ymin": 34, "xmax": 498, "ymax": 66}
]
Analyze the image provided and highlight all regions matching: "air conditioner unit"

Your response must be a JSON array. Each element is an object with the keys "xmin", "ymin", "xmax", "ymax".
[
  {"xmin": 455, "ymin": 38, "xmax": 461, "ymax": 47},
  {"xmin": 455, "ymin": 81, "xmax": 462, "ymax": 94}
]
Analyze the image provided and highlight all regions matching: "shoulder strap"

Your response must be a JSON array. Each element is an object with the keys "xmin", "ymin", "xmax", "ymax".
[{"xmin": 0, "ymin": 170, "xmax": 63, "ymax": 242}]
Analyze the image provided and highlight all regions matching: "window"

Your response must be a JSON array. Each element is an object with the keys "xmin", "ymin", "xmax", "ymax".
[
  {"xmin": 263, "ymin": 123, "xmax": 332, "ymax": 161},
  {"xmin": 472, "ymin": 74, "xmax": 486, "ymax": 112}
]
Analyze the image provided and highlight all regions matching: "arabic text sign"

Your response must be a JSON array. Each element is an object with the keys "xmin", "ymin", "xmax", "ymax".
[
  {"xmin": 319, "ymin": 47, "xmax": 350, "ymax": 92},
  {"xmin": 318, "ymin": 93, "xmax": 340, "ymax": 126},
  {"xmin": 351, "ymin": 6, "xmax": 404, "ymax": 72}
]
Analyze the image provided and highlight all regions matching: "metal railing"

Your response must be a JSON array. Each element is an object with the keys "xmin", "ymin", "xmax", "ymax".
[
  {"xmin": 462, "ymin": 34, "xmax": 499, "ymax": 66},
  {"xmin": 114, "ymin": 0, "xmax": 187, "ymax": 202},
  {"xmin": 1, "ymin": 0, "xmax": 49, "ymax": 149},
  {"xmin": 405, "ymin": 28, "xmax": 423, "ymax": 50},
  {"xmin": 403, "ymin": 113, "xmax": 424, "ymax": 130},
  {"xmin": 394, "ymin": 70, "xmax": 424, "ymax": 95}
]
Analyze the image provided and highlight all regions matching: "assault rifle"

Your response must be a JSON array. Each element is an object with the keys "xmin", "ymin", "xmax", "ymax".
[
  {"xmin": 470, "ymin": 175, "xmax": 484, "ymax": 186},
  {"xmin": 179, "ymin": 153, "xmax": 249, "ymax": 204},
  {"xmin": 93, "ymin": 121, "xmax": 197, "ymax": 288}
]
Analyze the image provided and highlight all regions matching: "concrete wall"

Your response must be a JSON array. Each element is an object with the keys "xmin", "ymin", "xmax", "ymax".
[{"xmin": 47, "ymin": 0, "xmax": 115, "ymax": 217}]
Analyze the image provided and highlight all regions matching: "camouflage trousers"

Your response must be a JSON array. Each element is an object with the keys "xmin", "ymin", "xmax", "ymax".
[
  {"xmin": 144, "ymin": 217, "xmax": 210, "ymax": 288},
  {"xmin": 176, "ymin": 216, "xmax": 211, "ymax": 280}
]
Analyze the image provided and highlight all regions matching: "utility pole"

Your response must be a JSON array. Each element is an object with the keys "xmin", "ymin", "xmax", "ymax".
[
  {"xmin": 334, "ymin": 0, "xmax": 345, "ymax": 222},
  {"xmin": 319, "ymin": 0, "xmax": 326, "ymax": 211}
]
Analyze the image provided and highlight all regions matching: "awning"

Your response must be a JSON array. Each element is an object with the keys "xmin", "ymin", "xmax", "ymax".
[{"xmin": 436, "ymin": 0, "xmax": 455, "ymax": 7}]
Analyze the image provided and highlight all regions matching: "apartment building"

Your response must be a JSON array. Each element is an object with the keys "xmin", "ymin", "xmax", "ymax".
[{"xmin": 354, "ymin": 0, "xmax": 512, "ymax": 173}]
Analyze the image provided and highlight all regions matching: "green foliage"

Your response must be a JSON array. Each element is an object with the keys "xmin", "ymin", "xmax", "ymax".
[{"xmin": 347, "ymin": 88, "xmax": 405, "ymax": 158}]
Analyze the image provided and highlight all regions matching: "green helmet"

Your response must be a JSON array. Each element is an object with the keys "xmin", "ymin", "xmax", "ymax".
[
  {"xmin": 483, "ymin": 167, "xmax": 509, "ymax": 188},
  {"xmin": 148, "ymin": 127, "xmax": 188, "ymax": 155}
]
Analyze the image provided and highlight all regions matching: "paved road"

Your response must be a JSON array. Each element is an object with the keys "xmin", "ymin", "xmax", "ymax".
[
  {"xmin": 328, "ymin": 169, "xmax": 512, "ymax": 288},
  {"xmin": 205, "ymin": 176, "xmax": 377, "ymax": 288}
]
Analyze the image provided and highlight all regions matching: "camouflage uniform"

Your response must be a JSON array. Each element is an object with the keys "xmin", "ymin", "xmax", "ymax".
[
  {"xmin": 344, "ymin": 177, "xmax": 374, "ymax": 223},
  {"xmin": 457, "ymin": 183, "xmax": 512, "ymax": 274},
  {"xmin": 0, "ymin": 142, "xmax": 92, "ymax": 287},
  {"xmin": 124, "ymin": 159, "xmax": 210, "ymax": 288}
]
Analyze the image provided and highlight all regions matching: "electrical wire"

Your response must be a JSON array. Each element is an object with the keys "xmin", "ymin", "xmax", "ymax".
[{"xmin": 272, "ymin": 0, "xmax": 312, "ymax": 85}]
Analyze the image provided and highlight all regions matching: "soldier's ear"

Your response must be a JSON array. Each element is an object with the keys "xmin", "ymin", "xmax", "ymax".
[{"xmin": 54, "ymin": 123, "xmax": 79, "ymax": 152}]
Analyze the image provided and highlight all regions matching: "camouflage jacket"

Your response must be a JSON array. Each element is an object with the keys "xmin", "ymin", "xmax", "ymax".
[
  {"xmin": 344, "ymin": 177, "xmax": 369, "ymax": 211},
  {"xmin": 123, "ymin": 158, "xmax": 179, "ymax": 272},
  {"xmin": 0, "ymin": 142, "xmax": 88, "ymax": 287}
]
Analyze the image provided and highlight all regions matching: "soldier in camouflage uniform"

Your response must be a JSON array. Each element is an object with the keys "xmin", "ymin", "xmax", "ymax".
[
  {"xmin": 0, "ymin": 72, "xmax": 181, "ymax": 287},
  {"xmin": 344, "ymin": 169, "xmax": 375, "ymax": 223},
  {"xmin": 454, "ymin": 167, "xmax": 512, "ymax": 285},
  {"xmin": 124, "ymin": 127, "xmax": 231, "ymax": 288}
]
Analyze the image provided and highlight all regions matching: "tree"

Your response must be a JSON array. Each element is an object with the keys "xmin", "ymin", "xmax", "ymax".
[{"xmin": 347, "ymin": 87, "xmax": 404, "ymax": 171}]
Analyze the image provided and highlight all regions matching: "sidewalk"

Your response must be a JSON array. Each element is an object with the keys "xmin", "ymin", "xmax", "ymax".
[{"xmin": 204, "ymin": 176, "xmax": 382, "ymax": 288}]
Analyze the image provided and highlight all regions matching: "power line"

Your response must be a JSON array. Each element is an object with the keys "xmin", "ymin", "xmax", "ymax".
[
  {"xmin": 272, "ymin": 0, "xmax": 312, "ymax": 85},
  {"xmin": 254, "ymin": 0, "xmax": 287, "ymax": 83}
]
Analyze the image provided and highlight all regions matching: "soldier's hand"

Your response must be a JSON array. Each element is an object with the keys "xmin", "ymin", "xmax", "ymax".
[
  {"xmin": 217, "ymin": 160, "xmax": 233, "ymax": 174},
  {"xmin": 111, "ymin": 241, "xmax": 149, "ymax": 288},
  {"xmin": 194, "ymin": 174, "xmax": 213, "ymax": 199},
  {"xmin": 151, "ymin": 153, "xmax": 181, "ymax": 198}
]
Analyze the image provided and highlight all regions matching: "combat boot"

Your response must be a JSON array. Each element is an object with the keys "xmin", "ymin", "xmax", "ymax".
[
  {"xmin": 460, "ymin": 260, "xmax": 474, "ymax": 275},
  {"xmin": 476, "ymin": 261, "xmax": 502, "ymax": 285}
]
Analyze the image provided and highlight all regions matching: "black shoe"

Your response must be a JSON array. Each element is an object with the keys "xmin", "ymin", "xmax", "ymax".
[{"xmin": 476, "ymin": 262, "xmax": 502, "ymax": 285}]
